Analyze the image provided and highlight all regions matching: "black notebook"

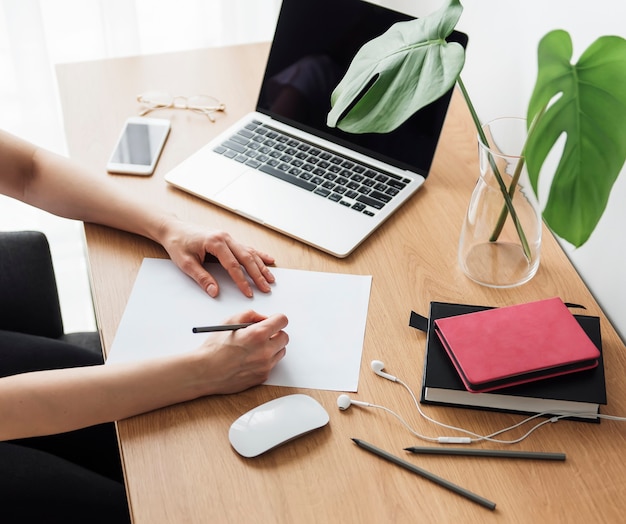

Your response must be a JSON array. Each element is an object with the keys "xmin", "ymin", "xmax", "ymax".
[{"xmin": 410, "ymin": 301, "xmax": 607, "ymax": 422}]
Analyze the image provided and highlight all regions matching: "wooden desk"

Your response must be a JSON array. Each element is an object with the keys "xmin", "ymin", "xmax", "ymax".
[{"xmin": 57, "ymin": 43, "xmax": 626, "ymax": 523}]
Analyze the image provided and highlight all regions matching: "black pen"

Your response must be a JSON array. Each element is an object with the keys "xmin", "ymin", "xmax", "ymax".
[
  {"xmin": 405, "ymin": 446, "xmax": 566, "ymax": 461},
  {"xmin": 352, "ymin": 438, "xmax": 496, "ymax": 510},
  {"xmin": 192, "ymin": 322, "xmax": 255, "ymax": 333}
]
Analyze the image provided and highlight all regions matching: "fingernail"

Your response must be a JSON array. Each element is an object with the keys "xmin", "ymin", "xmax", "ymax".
[{"xmin": 207, "ymin": 284, "xmax": 218, "ymax": 297}]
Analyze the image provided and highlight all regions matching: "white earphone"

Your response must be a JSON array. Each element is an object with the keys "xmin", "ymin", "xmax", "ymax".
[
  {"xmin": 337, "ymin": 394, "xmax": 372, "ymax": 410},
  {"xmin": 335, "ymin": 359, "xmax": 619, "ymax": 445},
  {"xmin": 337, "ymin": 361, "xmax": 396, "ymax": 411},
  {"xmin": 370, "ymin": 359, "xmax": 398, "ymax": 382}
]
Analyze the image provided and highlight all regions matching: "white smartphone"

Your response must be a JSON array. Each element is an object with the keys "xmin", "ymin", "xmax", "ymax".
[{"xmin": 106, "ymin": 117, "xmax": 171, "ymax": 175}]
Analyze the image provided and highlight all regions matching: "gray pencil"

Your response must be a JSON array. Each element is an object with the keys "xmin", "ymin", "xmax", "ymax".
[
  {"xmin": 405, "ymin": 446, "xmax": 566, "ymax": 461},
  {"xmin": 352, "ymin": 439, "xmax": 496, "ymax": 510},
  {"xmin": 192, "ymin": 322, "xmax": 254, "ymax": 333}
]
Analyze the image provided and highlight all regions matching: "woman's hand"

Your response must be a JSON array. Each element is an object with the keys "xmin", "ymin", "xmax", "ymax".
[
  {"xmin": 195, "ymin": 310, "xmax": 289, "ymax": 395},
  {"xmin": 158, "ymin": 217, "xmax": 276, "ymax": 298}
]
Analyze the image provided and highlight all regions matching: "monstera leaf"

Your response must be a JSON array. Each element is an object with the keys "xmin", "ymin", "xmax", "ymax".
[
  {"xmin": 526, "ymin": 30, "xmax": 626, "ymax": 247},
  {"xmin": 327, "ymin": 0, "xmax": 465, "ymax": 133},
  {"xmin": 327, "ymin": 0, "xmax": 626, "ymax": 249}
]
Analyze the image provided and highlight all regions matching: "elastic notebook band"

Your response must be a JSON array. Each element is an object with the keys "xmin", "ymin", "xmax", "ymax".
[{"xmin": 409, "ymin": 311, "xmax": 429, "ymax": 333}]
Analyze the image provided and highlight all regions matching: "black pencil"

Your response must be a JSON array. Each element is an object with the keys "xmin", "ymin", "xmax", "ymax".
[
  {"xmin": 192, "ymin": 322, "xmax": 255, "ymax": 333},
  {"xmin": 404, "ymin": 446, "xmax": 566, "ymax": 461},
  {"xmin": 352, "ymin": 438, "xmax": 496, "ymax": 510}
]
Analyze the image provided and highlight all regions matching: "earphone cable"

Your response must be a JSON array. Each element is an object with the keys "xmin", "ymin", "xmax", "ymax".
[
  {"xmin": 345, "ymin": 360, "xmax": 626, "ymax": 445},
  {"xmin": 397, "ymin": 378, "xmax": 568, "ymax": 444}
]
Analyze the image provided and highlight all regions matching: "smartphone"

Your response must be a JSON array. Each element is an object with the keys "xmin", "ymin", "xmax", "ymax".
[{"xmin": 106, "ymin": 117, "xmax": 171, "ymax": 175}]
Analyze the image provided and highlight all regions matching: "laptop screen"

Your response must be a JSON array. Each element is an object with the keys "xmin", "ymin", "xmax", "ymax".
[{"xmin": 257, "ymin": 0, "xmax": 468, "ymax": 177}]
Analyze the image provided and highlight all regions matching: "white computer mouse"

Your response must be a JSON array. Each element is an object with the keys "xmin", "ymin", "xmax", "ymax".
[{"xmin": 228, "ymin": 394, "xmax": 329, "ymax": 458}]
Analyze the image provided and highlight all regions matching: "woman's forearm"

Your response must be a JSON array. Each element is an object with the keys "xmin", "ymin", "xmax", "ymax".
[
  {"xmin": 0, "ymin": 353, "xmax": 206, "ymax": 440},
  {"xmin": 0, "ymin": 313, "xmax": 288, "ymax": 441},
  {"xmin": 29, "ymin": 147, "xmax": 174, "ymax": 244},
  {"xmin": 0, "ymin": 130, "xmax": 170, "ymax": 244}
]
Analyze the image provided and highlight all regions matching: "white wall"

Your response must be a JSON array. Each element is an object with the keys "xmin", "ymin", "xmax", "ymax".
[{"xmin": 380, "ymin": 0, "xmax": 626, "ymax": 342}]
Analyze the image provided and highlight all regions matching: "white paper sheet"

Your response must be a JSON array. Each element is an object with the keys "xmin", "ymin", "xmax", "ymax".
[{"xmin": 107, "ymin": 258, "xmax": 372, "ymax": 392}]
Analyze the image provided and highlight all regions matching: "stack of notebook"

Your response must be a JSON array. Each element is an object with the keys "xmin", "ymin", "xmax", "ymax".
[{"xmin": 411, "ymin": 298, "xmax": 607, "ymax": 421}]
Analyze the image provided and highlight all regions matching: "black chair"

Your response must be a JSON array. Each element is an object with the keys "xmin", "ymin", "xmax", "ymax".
[{"xmin": 0, "ymin": 230, "xmax": 102, "ymax": 357}]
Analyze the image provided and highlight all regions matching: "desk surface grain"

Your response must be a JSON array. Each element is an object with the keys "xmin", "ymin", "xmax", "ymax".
[{"xmin": 57, "ymin": 43, "xmax": 626, "ymax": 524}]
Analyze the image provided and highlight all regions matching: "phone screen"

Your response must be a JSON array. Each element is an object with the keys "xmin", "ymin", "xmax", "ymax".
[
  {"xmin": 110, "ymin": 122, "xmax": 169, "ymax": 166},
  {"xmin": 107, "ymin": 118, "xmax": 170, "ymax": 175}
]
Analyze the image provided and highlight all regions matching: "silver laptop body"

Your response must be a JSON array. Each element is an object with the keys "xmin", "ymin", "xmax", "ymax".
[{"xmin": 165, "ymin": 0, "xmax": 467, "ymax": 258}]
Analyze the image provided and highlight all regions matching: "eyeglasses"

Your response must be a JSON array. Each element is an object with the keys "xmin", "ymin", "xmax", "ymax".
[{"xmin": 137, "ymin": 92, "xmax": 226, "ymax": 122}]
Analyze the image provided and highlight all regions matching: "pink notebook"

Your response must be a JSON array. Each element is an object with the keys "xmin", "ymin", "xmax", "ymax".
[{"xmin": 433, "ymin": 297, "xmax": 601, "ymax": 393}]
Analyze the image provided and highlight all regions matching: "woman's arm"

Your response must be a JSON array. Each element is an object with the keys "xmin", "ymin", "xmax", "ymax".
[
  {"xmin": 0, "ymin": 131, "xmax": 290, "ymax": 440},
  {"xmin": 0, "ymin": 311, "xmax": 288, "ymax": 440},
  {"xmin": 0, "ymin": 129, "xmax": 274, "ymax": 297}
]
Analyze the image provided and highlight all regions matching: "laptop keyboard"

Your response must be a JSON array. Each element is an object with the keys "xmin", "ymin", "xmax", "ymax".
[{"xmin": 213, "ymin": 120, "xmax": 412, "ymax": 216}]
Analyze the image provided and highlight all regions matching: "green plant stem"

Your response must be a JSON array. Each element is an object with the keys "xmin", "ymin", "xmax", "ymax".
[
  {"xmin": 489, "ymin": 108, "xmax": 545, "ymax": 241},
  {"xmin": 456, "ymin": 77, "xmax": 532, "ymax": 261},
  {"xmin": 489, "ymin": 154, "xmax": 526, "ymax": 241}
]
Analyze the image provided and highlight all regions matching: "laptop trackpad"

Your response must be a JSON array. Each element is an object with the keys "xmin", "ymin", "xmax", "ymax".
[
  {"xmin": 165, "ymin": 149, "xmax": 249, "ymax": 198},
  {"xmin": 216, "ymin": 170, "xmax": 304, "ymax": 224}
]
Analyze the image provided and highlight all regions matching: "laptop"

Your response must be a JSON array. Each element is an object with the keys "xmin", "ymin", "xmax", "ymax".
[{"xmin": 165, "ymin": 0, "xmax": 468, "ymax": 258}]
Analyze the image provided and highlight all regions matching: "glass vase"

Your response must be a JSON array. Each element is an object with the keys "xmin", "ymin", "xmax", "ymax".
[{"xmin": 458, "ymin": 117, "xmax": 542, "ymax": 288}]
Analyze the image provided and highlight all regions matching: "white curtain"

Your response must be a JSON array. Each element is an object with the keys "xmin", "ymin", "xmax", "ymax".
[
  {"xmin": 0, "ymin": 0, "xmax": 281, "ymax": 332},
  {"xmin": 0, "ymin": 0, "xmax": 281, "ymax": 152}
]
